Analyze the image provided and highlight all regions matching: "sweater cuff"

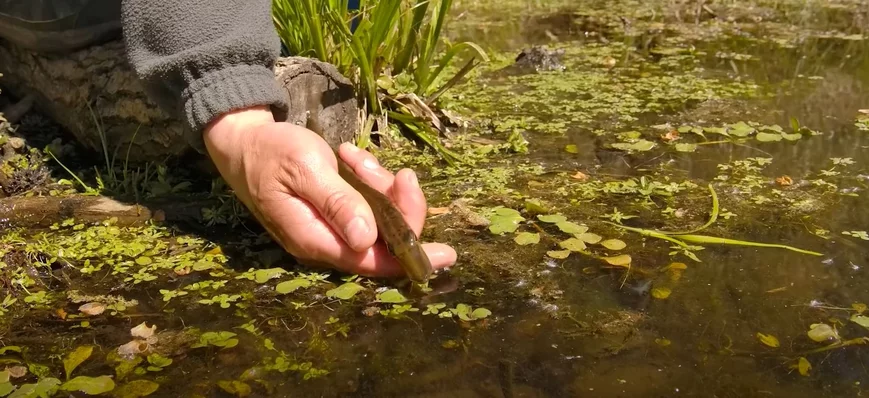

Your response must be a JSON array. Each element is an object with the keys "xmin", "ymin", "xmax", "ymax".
[{"xmin": 181, "ymin": 64, "xmax": 289, "ymax": 153}]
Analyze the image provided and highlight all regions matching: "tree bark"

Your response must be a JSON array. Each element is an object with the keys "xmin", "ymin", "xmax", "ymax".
[{"xmin": 0, "ymin": 39, "xmax": 359, "ymax": 163}]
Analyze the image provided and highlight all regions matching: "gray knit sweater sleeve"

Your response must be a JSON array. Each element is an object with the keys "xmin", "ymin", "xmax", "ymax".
[{"xmin": 120, "ymin": 0, "xmax": 289, "ymax": 152}]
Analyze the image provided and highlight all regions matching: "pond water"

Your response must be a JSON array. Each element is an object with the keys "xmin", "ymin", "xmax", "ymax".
[{"xmin": 2, "ymin": 0, "xmax": 869, "ymax": 397}]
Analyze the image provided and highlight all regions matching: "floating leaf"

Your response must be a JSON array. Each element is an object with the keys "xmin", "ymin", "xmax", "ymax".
[
  {"xmin": 487, "ymin": 207, "xmax": 525, "ymax": 235},
  {"xmin": 513, "ymin": 232, "xmax": 540, "ymax": 246},
  {"xmin": 326, "ymin": 282, "xmax": 365, "ymax": 300},
  {"xmin": 600, "ymin": 239, "xmax": 626, "ymax": 250},
  {"xmin": 275, "ymin": 279, "xmax": 312, "ymax": 294},
  {"xmin": 135, "ymin": 257, "xmax": 152, "ymax": 266},
  {"xmin": 471, "ymin": 308, "xmax": 492, "ymax": 320},
  {"xmin": 576, "ymin": 232, "xmax": 602, "ymax": 244},
  {"xmin": 755, "ymin": 132, "xmax": 783, "ymax": 142},
  {"xmin": 728, "ymin": 121, "xmax": 755, "ymax": 137},
  {"xmin": 781, "ymin": 132, "xmax": 802, "ymax": 141},
  {"xmin": 564, "ymin": 144, "xmax": 579, "ymax": 154},
  {"xmin": 655, "ymin": 338, "xmax": 671, "ymax": 347},
  {"xmin": 537, "ymin": 214, "xmax": 567, "ymax": 223},
  {"xmin": 376, "ymin": 289, "xmax": 407, "ymax": 304},
  {"xmin": 253, "ymin": 268, "xmax": 287, "ymax": 284},
  {"xmin": 852, "ymin": 303, "xmax": 867, "ymax": 314},
  {"xmin": 113, "ymin": 380, "xmax": 160, "ymax": 398},
  {"xmin": 756, "ymin": 333, "xmax": 780, "ymax": 348},
  {"xmin": 9, "ymin": 377, "xmax": 60, "ymax": 398},
  {"xmin": 146, "ymin": 354, "xmax": 172, "ymax": 369},
  {"xmin": 651, "ymin": 287, "xmax": 671, "ymax": 299},
  {"xmin": 807, "ymin": 323, "xmax": 839, "ymax": 343},
  {"xmin": 601, "ymin": 255, "xmax": 631, "ymax": 267},
  {"xmin": 523, "ymin": 199, "xmax": 549, "ymax": 215},
  {"xmin": 60, "ymin": 375, "xmax": 115, "ymax": 395},
  {"xmin": 797, "ymin": 357, "xmax": 811, "ymax": 376},
  {"xmin": 546, "ymin": 250, "xmax": 570, "ymax": 259},
  {"xmin": 63, "ymin": 346, "xmax": 94, "ymax": 380},
  {"xmin": 218, "ymin": 380, "xmax": 251, "ymax": 397},
  {"xmin": 850, "ymin": 314, "xmax": 869, "ymax": 328},
  {"xmin": 555, "ymin": 221, "xmax": 587, "ymax": 234},
  {"xmin": 612, "ymin": 139, "xmax": 656, "ymax": 152},
  {"xmin": 674, "ymin": 143, "xmax": 697, "ymax": 153},
  {"xmin": 0, "ymin": 381, "xmax": 12, "ymax": 396},
  {"xmin": 192, "ymin": 331, "xmax": 238, "ymax": 349},
  {"xmin": 558, "ymin": 238, "xmax": 587, "ymax": 252}
]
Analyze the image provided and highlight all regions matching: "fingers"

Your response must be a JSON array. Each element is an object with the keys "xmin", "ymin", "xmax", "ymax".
[
  {"xmin": 337, "ymin": 143, "xmax": 428, "ymax": 236},
  {"xmin": 299, "ymin": 242, "xmax": 458, "ymax": 279},
  {"xmin": 283, "ymin": 148, "xmax": 378, "ymax": 252}
]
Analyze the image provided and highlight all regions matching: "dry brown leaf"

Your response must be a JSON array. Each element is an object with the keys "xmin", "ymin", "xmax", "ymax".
[
  {"xmin": 661, "ymin": 130, "xmax": 681, "ymax": 142},
  {"xmin": 571, "ymin": 171, "xmax": 589, "ymax": 181},
  {"xmin": 6, "ymin": 366, "xmax": 27, "ymax": 378},
  {"xmin": 78, "ymin": 302, "xmax": 106, "ymax": 316},
  {"xmin": 428, "ymin": 207, "xmax": 451, "ymax": 216},
  {"xmin": 775, "ymin": 175, "xmax": 793, "ymax": 186}
]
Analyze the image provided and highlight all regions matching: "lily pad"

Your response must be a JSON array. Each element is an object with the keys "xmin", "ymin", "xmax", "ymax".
[
  {"xmin": 807, "ymin": 323, "xmax": 840, "ymax": 343},
  {"xmin": 275, "ymin": 278, "xmax": 312, "ymax": 294},
  {"xmin": 564, "ymin": 144, "xmax": 579, "ymax": 154},
  {"xmin": 60, "ymin": 376, "xmax": 115, "ymax": 395},
  {"xmin": 674, "ymin": 143, "xmax": 697, "ymax": 152},
  {"xmin": 9, "ymin": 378, "xmax": 60, "ymax": 398},
  {"xmin": 326, "ymin": 282, "xmax": 365, "ymax": 300},
  {"xmin": 558, "ymin": 238, "xmax": 587, "ymax": 252},
  {"xmin": 651, "ymin": 287, "xmax": 671, "ymax": 299},
  {"xmin": 601, "ymin": 254, "xmax": 631, "ymax": 267},
  {"xmin": 537, "ymin": 214, "xmax": 567, "ymax": 223},
  {"xmin": 611, "ymin": 139, "xmax": 656, "ymax": 152},
  {"xmin": 513, "ymin": 232, "xmax": 540, "ymax": 246},
  {"xmin": 851, "ymin": 314, "xmax": 869, "ymax": 328},
  {"xmin": 555, "ymin": 221, "xmax": 587, "ymax": 235},
  {"xmin": 781, "ymin": 132, "xmax": 802, "ymax": 141},
  {"xmin": 755, "ymin": 132, "xmax": 783, "ymax": 142},
  {"xmin": 0, "ymin": 381, "xmax": 13, "ymax": 396},
  {"xmin": 600, "ymin": 239, "xmax": 627, "ymax": 250},
  {"xmin": 727, "ymin": 121, "xmax": 755, "ymax": 137},
  {"xmin": 546, "ymin": 250, "xmax": 570, "ymax": 259},
  {"xmin": 487, "ymin": 207, "xmax": 525, "ymax": 235},
  {"xmin": 576, "ymin": 232, "xmax": 602, "ymax": 244}
]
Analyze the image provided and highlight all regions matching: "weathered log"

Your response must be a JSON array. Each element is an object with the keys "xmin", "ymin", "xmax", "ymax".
[
  {"xmin": 0, "ymin": 194, "xmax": 217, "ymax": 229},
  {"xmin": 0, "ymin": 39, "xmax": 359, "ymax": 163}
]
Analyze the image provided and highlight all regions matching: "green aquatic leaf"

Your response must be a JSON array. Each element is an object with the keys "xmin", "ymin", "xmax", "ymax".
[
  {"xmin": 0, "ymin": 347, "xmax": 21, "ymax": 355},
  {"xmin": 487, "ymin": 207, "xmax": 525, "ymax": 235},
  {"xmin": 146, "ymin": 354, "xmax": 172, "ymax": 368},
  {"xmin": 537, "ymin": 214, "xmax": 567, "ymax": 223},
  {"xmin": 113, "ymin": 380, "xmax": 159, "ymax": 398},
  {"xmin": 556, "ymin": 221, "xmax": 587, "ymax": 235},
  {"xmin": 807, "ymin": 323, "xmax": 840, "ymax": 343},
  {"xmin": 275, "ymin": 278, "xmax": 312, "ymax": 294},
  {"xmin": 576, "ymin": 232, "xmax": 602, "ymax": 244},
  {"xmin": 513, "ymin": 232, "xmax": 540, "ymax": 246},
  {"xmin": 727, "ymin": 121, "xmax": 755, "ymax": 137},
  {"xmin": 134, "ymin": 256, "xmax": 152, "ymax": 266},
  {"xmin": 781, "ymin": 132, "xmax": 802, "ymax": 141},
  {"xmin": 756, "ymin": 332, "xmax": 780, "ymax": 348},
  {"xmin": 611, "ymin": 139, "xmax": 656, "ymax": 152},
  {"xmin": 702, "ymin": 126, "xmax": 728, "ymax": 136},
  {"xmin": 471, "ymin": 308, "xmax": 492, "ymax": 320},
  {"xmin": 600, "ymin": 239, "xmax": 627, "ymax": 250},
  {"xmin": 601, "ymin": 254, "xmax": 631, "ymax": 267},
  {"xmin": 376, "ymin": 289, "xmax": 407, "ymax": 304},
  {"xmin": 63, "ymin": 345, "xmax": 94, "ymax": 380},
  {"xmin": 564, "ymin": 144, "xmax": 579, "ymax": 154},
  {"xmin": 523, "ymin": 199, "xmax": 549, "ymax": 215},
  {"xmin": 217, "ymin": 380, "xmax": 251, "ymax": 397},
  {"xmin": 651, "ymin": 287, "xmax": 671, "ymax": 299},
  {"xmin": 326, "ymin": 282, "xmax": 365, "ymax": 300},
  {"xmin": 60, "ymin": 376, "xmax": 115, "ymax": 395},
  {"xmin": 558, "ymin": 238, "xmax": 587, "ymax": 252},
  {"xmin": 9, "ymin": 377, "xmax": 60, "ymax": 398},
  {"xmin": 253, "ymin": 268, "xmax": 287, "ymax": 284},
  {"xmin": 755, "ymin": 132, "xmax": 782, "ymax": 142},
  {"xmin": 675, "ymin": 143, "xmax": 697, "ymax": 153},
  {"xmin": 192, "ymin": 331, "xmax": 238, "ymax": 349},
  {"xmin": 850, "ymin": 314, "xmax": 869, "ymax": 328},
  {"xmin": 0, "ymin": 381, "xmax": 13, "ymax": 396},
  {"xmin": 0, "ymin": 370, "xmax": 8, "ymax": 383},
  {"xmin": 797, "ymin": 357, "xmax": 811, "ymax": 376},
  {"xmin": 546, "ymin": 250, "xmax": 570, "ymax": 259}
]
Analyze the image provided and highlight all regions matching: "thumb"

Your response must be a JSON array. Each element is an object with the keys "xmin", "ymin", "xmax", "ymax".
[{"xmin": 286, "ymin": 153, "xmax": 378, "ymax": 253}]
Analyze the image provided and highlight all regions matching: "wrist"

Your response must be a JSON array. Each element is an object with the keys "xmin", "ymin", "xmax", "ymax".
[{"xmin": 202, "ymin": 105, "xmax": 275, "ymax": 163}]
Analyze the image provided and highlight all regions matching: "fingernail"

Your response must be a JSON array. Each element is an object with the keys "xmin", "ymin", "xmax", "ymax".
[
  {"xmin": 344, "ymin": 216, "xmax": 371, "ymax": 246},
  {"xmin": 362, "ymin": 157, "xmax": 379, "ymax": 170},
  {"xmin": 408, "ymin": 170, "xmax": 419, "ymax": 188},
  {"xmin": 346, "ymin": 143, "xmax": 360, "ymax": 152}
]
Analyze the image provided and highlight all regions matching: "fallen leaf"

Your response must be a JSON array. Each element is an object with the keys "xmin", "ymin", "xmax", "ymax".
[
  {"xmin": 797, "ymin": 357, "xmax": 811, "ymax": 376},
  {"xmin": 427, "ymin": 207, "xmax": 450, "ymax": 216},
  {"xmin": 661, "ymin": 130, "xmax": 681, "ymax": 142},
  {"xmin": 652, "ymin": 287, "xmax": 671, "ymax": 299},
  {"xmin": 571, "ymin": 171, "xmax": 589, "ymax": 181},
  {"xmin": 655, "ymin": 338, "xmax": 671, "ymax": 347},
  {"xmin": 6, "ymin": 366, "xmax": 26, "ymax": 378},
  {"xmin": 775, "ymin": 175, "xmax": 793, "ymax": 186},
  {"xmin": 130, "ymin": 322, "xmax": 156, "ymax": 339},
  {"xmin": 78, "ymin": 302, "xmax": 106, "ymax": 316}
]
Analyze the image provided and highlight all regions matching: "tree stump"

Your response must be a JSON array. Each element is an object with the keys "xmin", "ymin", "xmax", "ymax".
[{"xmin": 0, "ymin": 39, "xmax": 359, "ymax": 163}]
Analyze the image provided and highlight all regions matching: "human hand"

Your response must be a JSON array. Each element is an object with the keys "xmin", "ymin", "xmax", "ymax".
[{"xmin": 202, "ymin": 105, "xmax": 457, "ymax": 278}]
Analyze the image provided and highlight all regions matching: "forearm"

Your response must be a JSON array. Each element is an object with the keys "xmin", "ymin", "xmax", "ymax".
[{"xmin": 120, "ymin": 0, "xmax": 288, "ymax": 152}]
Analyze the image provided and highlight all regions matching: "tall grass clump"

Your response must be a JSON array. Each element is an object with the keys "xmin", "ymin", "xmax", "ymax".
[{"xmin": 272, "ymin": 0, "xmax": 488, "ymax": 164}]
